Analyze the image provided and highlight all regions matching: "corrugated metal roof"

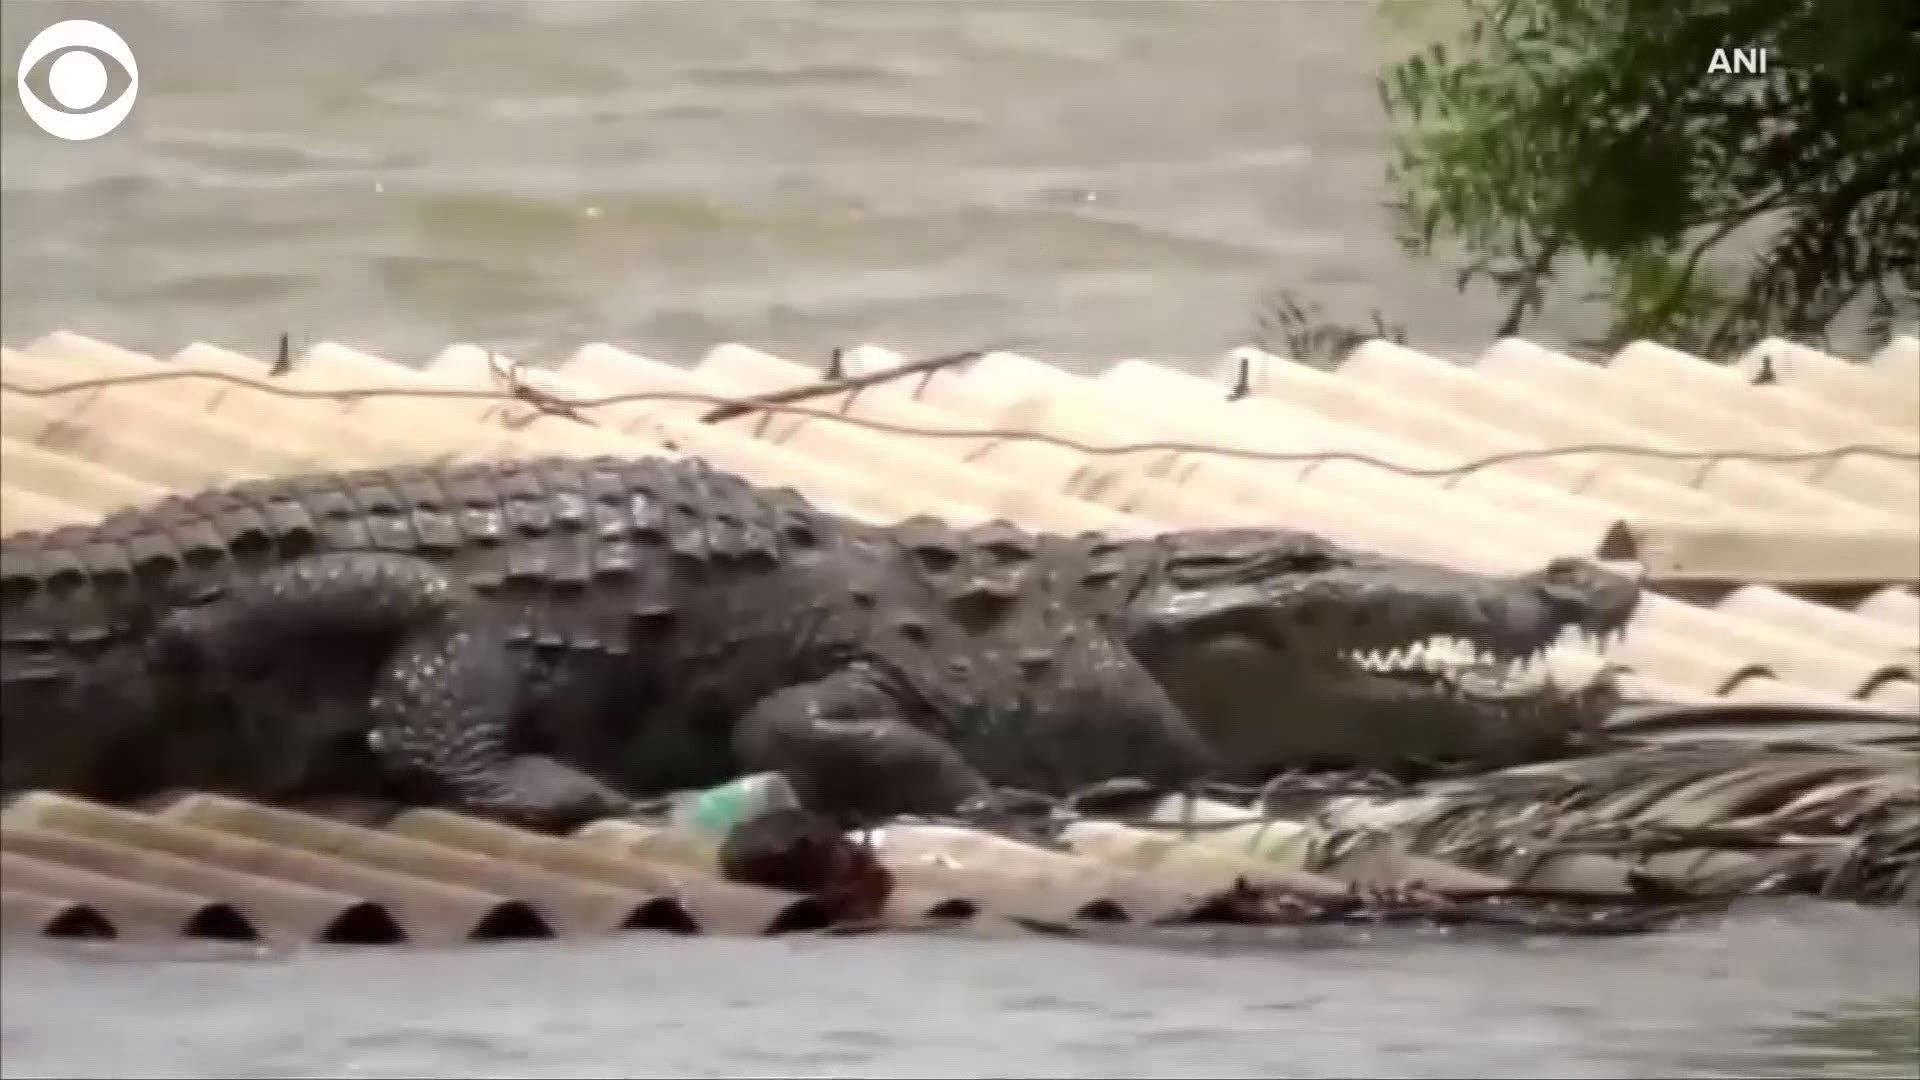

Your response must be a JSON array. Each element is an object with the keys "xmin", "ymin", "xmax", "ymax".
[
  {"xmin": 0, "ymin": 783, "xmax": 1724, "ymax": 950},
  {"xmin": 1, "ymin": 328, "xmax": 1913, "ymax": 708},
  {"xmin": 1, "ymin": 329, "xmax": 1915, "ymax": 949},
  {"xmin": 2, "ymin": 331, "xmax": 1914, "ymax": 702}
]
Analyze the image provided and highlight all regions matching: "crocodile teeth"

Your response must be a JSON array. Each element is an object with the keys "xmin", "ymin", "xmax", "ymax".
[{"xmin": 1579, "ymin": 626, "xmax": 1630, "ymax": 651}]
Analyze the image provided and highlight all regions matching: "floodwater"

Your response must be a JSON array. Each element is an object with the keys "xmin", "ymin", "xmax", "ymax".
[
  {"xmin": 1, "ymin": 3, "xmax": 1916, "ymax": 1077},
  {"xmin": 3, "ymin": 904, "xmax": 1917, "ymax": 1079},
  {"xmin": 1, "ymin": 0, "xmax": 1610, "ymax": 368}
]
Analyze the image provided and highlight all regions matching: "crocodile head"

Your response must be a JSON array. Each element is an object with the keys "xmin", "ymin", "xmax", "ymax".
[
  {"xmin": 1107, "ymin": 528, "xmax": 1642, "ymax": 776},
  {"xmin": 1118, "ymin": 528, "xmax": 1641, "ymax": 664}
]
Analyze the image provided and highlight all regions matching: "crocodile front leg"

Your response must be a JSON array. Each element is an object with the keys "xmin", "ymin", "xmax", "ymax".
[
  {"xmin": 365, "ymin": 615, "xmax": 637, "ymax": 829},
  {"xmin": 734, "ymin": 668, "xmax": 992, "ymax": 826},
  {"xmin": 157, "ymin": 552, "xmax": 634, "ymax": 830}
]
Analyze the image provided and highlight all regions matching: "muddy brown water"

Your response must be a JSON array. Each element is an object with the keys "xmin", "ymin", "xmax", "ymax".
[
  {"xmin": 3, "ymin": 904, "xmax": 1917, "ymax": 1079},
  {"xmin": 2, "ymin": 0, "xmax": 1615, "ymax": 366},
  {"xmin": 1, "ymin": 3, "xmax": 1916, "ymax": 1077}
]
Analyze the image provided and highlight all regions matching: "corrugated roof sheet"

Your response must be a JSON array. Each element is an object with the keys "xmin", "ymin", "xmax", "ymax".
[
  {"xmin": 2, "ymin": 329, "xmax": 1914, "ymax": 706},
  {"xmin": 1, "ymin": 330, "xmax": 1915, "ymax": 949}
]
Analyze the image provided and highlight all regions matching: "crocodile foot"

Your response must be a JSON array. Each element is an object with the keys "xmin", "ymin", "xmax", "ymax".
[
  {"xmin": 734, "ymin": 670, "xmax": 994, "ymax": 829},
  {"xmin": 447, "ymin": 753, "xmax": 639, "ymax": 832}
]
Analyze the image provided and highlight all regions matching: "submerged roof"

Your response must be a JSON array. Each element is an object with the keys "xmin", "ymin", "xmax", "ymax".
[{"xmin": 1, "ymin": 329, "xmax": 1914, "ymax": 951}]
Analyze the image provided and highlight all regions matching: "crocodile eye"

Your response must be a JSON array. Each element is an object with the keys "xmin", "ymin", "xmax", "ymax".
[
  {"xmin": 913, "ymin": 544, "xmax": 959, "ymax": 574},
  {"xmin": 1168, "ymin": 555, "xmax": 1241, "ymax": 587},
  {"xmin": 983, "ymin": 541, "xmax": 1032, "ymax": 565},
  {"xmin": 1282, "ymin": 550, "xmax": 1333, "ymax": 572}
]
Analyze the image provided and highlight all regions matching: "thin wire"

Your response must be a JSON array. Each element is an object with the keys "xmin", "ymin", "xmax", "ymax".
[{"xmin": 3, "ymin": 366, "xmax": 1914, "ymax": 480}]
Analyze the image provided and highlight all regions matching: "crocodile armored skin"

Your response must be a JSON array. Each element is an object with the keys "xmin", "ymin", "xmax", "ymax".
[{"xmin": 1, "ymin": 456, "xmax": 1217, "ymax": 830}]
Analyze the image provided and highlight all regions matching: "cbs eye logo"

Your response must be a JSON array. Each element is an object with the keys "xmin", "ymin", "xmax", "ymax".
[{"xmin": 16, "ymin": 20, "xmax": 139, "ymax": 141}]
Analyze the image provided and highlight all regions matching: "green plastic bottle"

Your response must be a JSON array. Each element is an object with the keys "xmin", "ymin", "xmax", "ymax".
[{"xmin": 670, "ymin": 772, "xmax": 801, "ymax": 840}]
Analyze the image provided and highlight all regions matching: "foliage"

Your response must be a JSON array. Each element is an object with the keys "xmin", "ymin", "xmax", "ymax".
[
  {"xmin": 1258, "ymin": 0, "xmax": 1920, "ymax": 361},
  {"xmin": 1251, "ymin": 291, "xmax": 1406, "ymax": 368}
]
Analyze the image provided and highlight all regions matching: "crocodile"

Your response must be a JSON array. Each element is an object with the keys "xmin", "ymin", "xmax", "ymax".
[
  {"xmin": 0, "ymin": 455, "xmax": 1219, "ymax": 831},
  {"xmin": 893, "ymin": 519, "xmax": 1643, "ymax": 780}
]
